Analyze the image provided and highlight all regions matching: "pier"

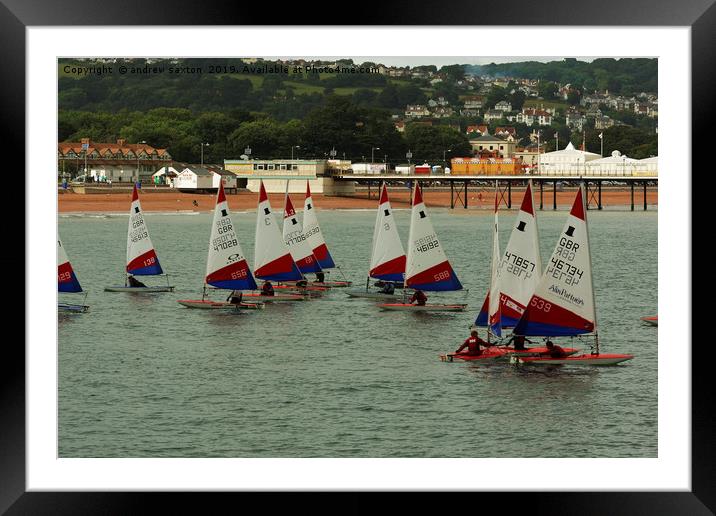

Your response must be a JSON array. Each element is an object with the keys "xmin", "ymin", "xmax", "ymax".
[{"xmin": 332, "ymin": 174, "xmax": 657, "ymax": 211}]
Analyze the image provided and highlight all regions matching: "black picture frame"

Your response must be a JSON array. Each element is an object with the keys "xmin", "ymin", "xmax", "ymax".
[{"xmin": 5, "ymin": 1, "xmax": 705, "ymax": 513}]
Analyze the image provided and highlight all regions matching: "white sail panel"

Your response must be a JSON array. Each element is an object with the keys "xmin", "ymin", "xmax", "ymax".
[
  {"xmin": 283, "ymin": 194, "xmax": 321, "ymax": 274},
  {"xmin": 302, "ymin": 181, "xmax": 335, "ymax": 269},
  {"xmin": 497, "ymin": 180, "xmax": 542, "ymax": 326},
  {"xmin": 514, "ymin": 186, "xmax": 595, "ymax": 336},
  {"xmin": 369, "ymin": 183, "xmax": 406, "ymax": 282}
]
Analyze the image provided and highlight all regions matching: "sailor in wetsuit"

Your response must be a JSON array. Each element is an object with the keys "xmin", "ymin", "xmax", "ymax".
[
  {"xmin": 541, "ymin": 340, "xmax": 567, "ymax": 358},
  {"xmin": 380, "ymin": 282, "xmax": 395, "ymax": 295},
  {"xmin": 409, "ymin": 289, "xmax": 428, "ymax": 306},
  {"xmin": 455, "ymin": 330, "xmax": 489, "ymax": 356},
  {"xmin": 315, "ymin": 271, "xmax": 325, "ymax": 283},
  {"xmin": 503, "ymin": 334, "xmax": 533, "ymax": 351},
  {"xmin": 127, "ymin": 275, "xmax": 146, "ymax": 288},
  {"xmin": 226, "ymin": 290, "xmax": 243, "ymax": 305},
  {"xmin": 261, "ymin": 281, "xmax": 275, "ymax": 296}
]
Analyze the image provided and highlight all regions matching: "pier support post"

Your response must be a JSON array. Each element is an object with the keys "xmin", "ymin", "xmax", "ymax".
[
  {"xmin": 598, "ymin": 181, "xmax": 602, "ymax": 210},
  {"xmin": 464, "ymin": 181, "xmax": 468, "ymax": 209},
  {"xmin": 643, "ymin": 181, "xmax": 647, "ymax": 211},
  {"xmin": 450, "ymin": 181, "xmax": 454, "ymax": 209},
  {"xmin": 508, "ymin": 181, "xmax": 512, "ymax": 209},
  {"xmin": 540, "ymin": 180, "xmax": 544, "ymax": 210},
  {"xmin": 631, "ymin": 182, "xmax": 634, "ymax": 211},
  {"xmin": 553, "ymin": 181, "xmax": 557, "ymax": 210}
]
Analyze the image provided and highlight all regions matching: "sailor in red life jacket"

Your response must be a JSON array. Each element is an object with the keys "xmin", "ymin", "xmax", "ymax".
[
  {"xmin": 409, "ymin": 289, "xmax": 428, "ymax": 306},
  {"xmin": 455, "ymin": 330, "xmax": 488, "ymax": 356},
  {"xmin": 541, "ymin": 340, "xmax": 567, "ymax": 358}
]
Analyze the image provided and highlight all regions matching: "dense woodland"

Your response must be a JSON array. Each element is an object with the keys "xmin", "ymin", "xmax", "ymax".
[{"xmin": 58, "ymin": 58, "xmax": 658, "ymax": 164}]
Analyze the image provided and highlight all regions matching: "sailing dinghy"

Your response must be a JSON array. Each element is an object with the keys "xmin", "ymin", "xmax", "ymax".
[
  {"xmin": 105, "ymin": 185, "xmax": 175, "ymax": 293},
  {"xmin": 346, "ymin": 182, "xmax": 406, "ymax": 300},
  {"xmin": 58, "ymin": 237, "xmax": 89, "ymax": 313},
  {"xmin": 511, "ymin": 185, "xmax": 633, "ymax": 365},
  {"xmin": 379, "ymin": 182, "xmax": 467, "ymax": 312},
  {"xmin": 177, "ymin": 182, "xmax": 264, "ymax": 310},
  {"xmin": 641, "ymin": 316, "xmax": 657, "ymax": 326},
  {"xmin": 248, "ymin": 180, "xmax": 308, "ymax": 302},
  {"xmin": 301, "ymin": 181, "xmax": 351, "ymax": 287}
]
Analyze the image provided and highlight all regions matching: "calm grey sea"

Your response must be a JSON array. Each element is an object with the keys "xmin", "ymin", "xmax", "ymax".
[{"xmin": 58, "ymin": 207, "xmax": 657, "ymax": 458}]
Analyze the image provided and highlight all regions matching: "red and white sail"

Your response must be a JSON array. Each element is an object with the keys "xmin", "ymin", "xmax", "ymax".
[
  {"xmin": 405, "ymin": 182, "xmax": 462, "ymax": 291},
  {"xmin": 514, "ymin": 186, "xmax": 595, "ymax": 336},
  {"xmin": 302, "ymin": 181, "xmax": 336, "ymax": 269},
  {"xmin": 58, "ymin": 237, "xmax": 83, "ymax": 293},
  {"xmin": 205, "ymin": 182, "xmax": 257, "ymax": 290},
  {"xmin": 369, "ymin": 182, "xmax": 406, "ymax": 282},
  {"xmin": 476, "ymin": 181, "xmax": 542, "ymax": 329},
  {"xmin": 283, "ymin": 194, "xmax": 322, "ymax": 274},
  {"xmin": 254, "ymin": 180, "xmax": 303, "ymax": 281},
  {"xmin": 126, "ymin": 185, "xmax": 163, "ymax": 276},
  {"xmin": 498, "ymin": 180, "xmax": 542, "ymax": 325}
]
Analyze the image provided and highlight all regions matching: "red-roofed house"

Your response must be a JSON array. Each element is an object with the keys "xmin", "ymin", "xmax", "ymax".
[{"xmin": 58, "ymin": 138, "xmax": 172, "ymax": 182}]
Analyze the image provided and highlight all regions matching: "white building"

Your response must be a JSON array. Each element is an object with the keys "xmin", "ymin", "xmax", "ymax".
[
  {"xmin": 584, "ymin": 150, "xmax": 639, "ymax": 176},
  {"xmin": 537, "ymin": 142, "xmax": 601, "ymax": 175},
  {"xmin": 174, "ymin": 166, "xmax": 237, "ymax": 191}
]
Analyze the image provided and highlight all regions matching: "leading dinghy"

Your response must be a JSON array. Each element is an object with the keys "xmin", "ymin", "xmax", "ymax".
[
  {"xmin": 105, "ymin": 185, "xmax": 175, "ymax": 293},
  {"xmin": 177, "ymin": 182, "xmax": 264, "ymax": 311},
  {"xmin": 512, "ymin": 185, "xmax": 633, "ymax": 365}
]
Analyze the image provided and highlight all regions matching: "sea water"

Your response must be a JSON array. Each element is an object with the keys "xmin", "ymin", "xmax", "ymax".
[{"xmin": 58, "ymin": 208, "xmax": 657, "ymax": 458}]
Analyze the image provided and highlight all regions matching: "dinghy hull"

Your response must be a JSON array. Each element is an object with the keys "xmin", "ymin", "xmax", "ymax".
[
  {"xmin": 344, "ymin": 289, "xmax": 402, "ymax": 300},
  {"xmin": 104, "ymin": 286, "xmax": 175, "ymax": 293},
  {"xmin": 58, "ymin": 303, "xmax": 89, "ymax": 313},
  {"xmin": 242, "ymin": 292, "xmax": 307, "ymax": 302},
  {"xmin": 440, "ymin": 350, "xmax": 506, "ymax": 362},
  {"xmin": 640, "ymin": 316, "xmax": 658, "ymax": 326},
  {"xmin": 514, "ymin": 353, "xmax": 634, "ymax": 365},
  {"xmin": 177, "ymin": 299, "xmax": 265, "ymax": 310},
  {"xmin": 379, "ymin": 303, "xmax": 468, "ymax": 312}
]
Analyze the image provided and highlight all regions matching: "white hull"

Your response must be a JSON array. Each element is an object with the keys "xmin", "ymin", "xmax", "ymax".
[
  {"xmin": 379, "ymin": 303, "xmax": 468, "ymax": 312},
  {"xmin": 104, "ymin": 285, "xmax": 175, "ymax": 293},
  {"xmin": 243, "ymin": 293, "xmax": 307, "ymax": 302},
  {"xmin": 513, "ymin": 353, "xmax": 634, "ymax": 366},
  {"xmin": 58, "ymin": 303, "xmax": 89, "ymax": 313},
  {"xmin": 177, "ymin": 299, "xmax": 265, "ymax": 310}
]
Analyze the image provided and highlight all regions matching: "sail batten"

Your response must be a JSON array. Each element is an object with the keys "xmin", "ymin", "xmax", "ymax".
[{"xmin": 405, "ymin": 182, "xmax": 462, "ymax": 291}]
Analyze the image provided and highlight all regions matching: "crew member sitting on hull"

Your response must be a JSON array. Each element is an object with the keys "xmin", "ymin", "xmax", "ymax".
[
  {"xmin": 380, "ymin": 282, "xmax": 395, "ymax": 295},
  {"xmin": 541, "ymin": 340, "xmax": 567, "ymax": 358},
  {"xmin": 227, "ymin": 290, "xmax": 243, "ymax": 305},
  {"xmin": 315, "ymin": 271, "xmax": 325, "ymax": 283},
  {"xmin": 127, "ymin": 275, "xmax": 146, "ymax": 288},
  {"xmin": 409, "ymin": 289, "xmax": 428, "ymax": 306},
  {"xmin": 261, "ymin": 281, "xmax": 275, "ymax": 297},
  {"xmin": 503, "ymin": 334, "xmax": 533, "ymax": 351},
  {"xmin": 455, "ymin": 330, "xmax": 488, "ymax": 356}
]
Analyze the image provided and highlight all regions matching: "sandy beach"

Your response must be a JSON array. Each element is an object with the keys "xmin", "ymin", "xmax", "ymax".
[{"xmin": 58, "ymin": 187, "xmax": 657, "ymax": 213}]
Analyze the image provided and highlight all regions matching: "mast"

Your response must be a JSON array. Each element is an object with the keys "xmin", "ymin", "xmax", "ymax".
[{"xmin": 581, "ymin": 180, "xmax": 599, "ymax": 354}]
